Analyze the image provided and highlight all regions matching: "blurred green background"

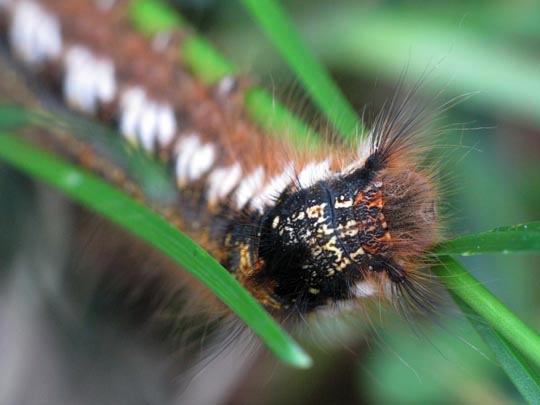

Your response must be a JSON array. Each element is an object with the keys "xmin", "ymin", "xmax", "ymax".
[{"xmin": 1, "ymin": 0, "xmax": 539, "ymax": 404}]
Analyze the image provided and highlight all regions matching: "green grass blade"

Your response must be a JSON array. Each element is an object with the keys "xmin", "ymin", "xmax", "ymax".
[
  {"xmin": 302, "ymin": 6, "xmax": 540, "ymax": 129},
  {"xmin": 0, "ymin": 133, "xmax": 312, "ymax": 369},
  {"xmin": 432, "ymin": 256, "xmax": 540, "ymax": 371},
  {"xmin": 128, "ymin": 0, "xmax": 186, "ymax": 33},
  {"xmin": 436, "ymin": 222, "xmax": 540, "ymax": 256},
  {"xmin": 454, "ymin": 295, "xmax": 540, "ymax": 404},
  {"xmin": 238, "ymin": 0, "xmax": 363, "ymax": 140}
]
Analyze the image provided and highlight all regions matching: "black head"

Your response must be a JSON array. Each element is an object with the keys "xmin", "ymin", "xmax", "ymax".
[{"xmin": 254, "ymin": 161, "xmax": 408, "ymax": 312}]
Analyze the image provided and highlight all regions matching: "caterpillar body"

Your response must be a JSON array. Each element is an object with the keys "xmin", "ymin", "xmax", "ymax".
[{"xmin": 0, "ymin": 0, "xmax": 441, "ymax": 318}]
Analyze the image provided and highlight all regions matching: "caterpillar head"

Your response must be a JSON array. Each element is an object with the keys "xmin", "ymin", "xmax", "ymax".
[
  {"xmin": 255, "ymin": 154, "xmax": 438, "ymax": 313},
  {"xmin": 253, "ymin": 99, "xmax": 441, "ymax": 314}
]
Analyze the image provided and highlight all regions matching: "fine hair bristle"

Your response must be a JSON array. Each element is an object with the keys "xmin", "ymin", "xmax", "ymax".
[{"xmin": 360, "ymin": 81, "xmax": 446, "ymax": 318}]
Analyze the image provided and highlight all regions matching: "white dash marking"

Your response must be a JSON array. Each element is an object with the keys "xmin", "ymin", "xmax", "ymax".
[
  {"xmin": 234, "ymin": 166, "xmax": 265, "ymax": 209},
  {"xmin": 10, "ymin": 2, "xmax": 62, "ymax": 64},
  {"xmin": 120, "ymin": 87, "xmax": 146, "ymax": 110},
  {"xmin": 120, "ymin": 90, "xmax": 171, "ymax": 151},
  {"xmin": 175, "ymin": 135, "xmax": 201, "ymax": 185},
  {"xmin": 298, "ymin": 159, "xmax": 331, "ymax": 188},
  {"xmin": 63, "ymin": 47, "xmax": 116, "ymax": 114},
  {"xmin": 10, "ymin": 1, "xmax": 40, "ymax": 64},
  {"xmin": 155, "ymin": 104, "xmax": 177, "ymax": 147},
  {"xmin": 64, "ymin": 46, "xmax": 97, "ymax": 113},
  {"xmin": 120, "ymin": 87, "xmax": 146, "ymax": 143},
  {"xmin": 139, "ymin": 101, "xmax": 159, "ymax": 152},
  {"xmin": 36, "ymin": 10, "xmax": 62, "ymax": 60},
  {"xmin": 188, "ymin": 143, "xmax": 215, "ymax": 182},
  {"xmin": 250, "ymin": 163, "xmax": 294, "ymax": 212},
  {"xmin": 94, "ymin": 59, "xmax": 116, "ymax": 104},
  {"xmin": 207, "ymin": 163, "xmax": 242, "ymax": 204}
]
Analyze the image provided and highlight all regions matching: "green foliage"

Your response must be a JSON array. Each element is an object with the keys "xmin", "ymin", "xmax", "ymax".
[
  {"xmin": 433, "ymin": 257, "xmax": 540, "ymax": 370},
  {"xmin": 454, "ymin": 295, "xmax": 540, "ymax": 404},
  {"xmin": 437, "ymin": 222, "xmax": 540, "ymax": 255}
]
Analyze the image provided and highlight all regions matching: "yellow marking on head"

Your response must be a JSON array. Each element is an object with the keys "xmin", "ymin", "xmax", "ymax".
[
  {"xmin": 239, "ymin": 243, "xmax": 253, "ymax": 275},
  {"xmin": 335, "ymin": 199, "xmax": 353, "ymax": 208},
  {"xmin": 306, "ymin": 203, "xmax": 327, "ymax": 219},
  {"xmin": 322, "ymin": 236, "xmax": 345, "ymax": 265},
  {"xmin": 318, "ymin": 223, "xmax": 335, "ymax": 236},
  {"xmin": 350, "ymin": 247, "xmax": 365, "ymax": 260}
]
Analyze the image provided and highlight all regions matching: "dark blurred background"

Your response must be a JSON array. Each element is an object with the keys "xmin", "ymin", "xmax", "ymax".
[{"xmin": 1, "ymin": 0, "xmax": 539, "ymax": 403}]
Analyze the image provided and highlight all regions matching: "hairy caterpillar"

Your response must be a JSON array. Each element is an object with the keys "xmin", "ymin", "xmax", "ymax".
[
  {"xmin": 3, "ymin": 2, "xmax": 540, "ymax": 404},
  {"xmin": 0, "ymin": 0, "xmax": 442, "ymax": 320},
  {"xmin": 0, "ymin": 0, "xmax": 446, "ymax": 402}
]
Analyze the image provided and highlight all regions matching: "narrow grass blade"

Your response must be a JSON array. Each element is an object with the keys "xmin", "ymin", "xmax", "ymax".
[
  {"xmin": 435, "ymin": 222, "xmax": 540, "ymax": 256},
  {"xmin": 239, "ymin": 0, "xmax": 363, "ymax": 140},
  {"xmin": 432, "ymin": 256, "xmax": 540, "ymax": 371},
  {"xmin": 0, "ymin": 133, "xmax": 312, "ymax": 369},
  {"xmin": 128, "ymin": 0, "xmax": 186, "ymax": 33},
  {"xmin": 454, "ymin": 295, "xmax": 540, "ymax": 404}
]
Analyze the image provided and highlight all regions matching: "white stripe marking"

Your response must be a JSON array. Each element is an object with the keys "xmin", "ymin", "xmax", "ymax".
[
  {"xmin": 187, "ymin": 143, "xmax": 216, "ymax": 182},
  {"xmin": 175, "ymin": 135, "xmax": 202, "ymax": 184},
  {"xmin": 207, "ymin": 163, "xmax": 242, "ymax": 204},
  {"xmin": 64, "ymin": 47, "xmax": 96, "ymax": 113},
  {"xmin": 119, "ymin": 87, "xmax": 146, "ymax": 143},
  {"xmin": 155, "ymin": 104, "xmax": 177, "ymax": 147},
  {"xmin": 119, "ymin": 88, "xmax": 175, "ymax": 150},
  {"xmin": 94, "ymin": 59, "xmax": 116, "ymax": 104},
  {"xmin": 298, "ymin": 159, "xmax": 332, "ymax": 188},
  {"xmin": 15, "ymin": 1, "xmax": 64, "ymax": 65},
  {"xmin": 10, "ymin": 1, "xmax": 41, "ymax": 64},
  {"xmin": 250, "ymin": 163, "xmax": 294, "ymax": 212},
  {"xmin": 234, "ymin": 166, "xmax": 265, "ymax": 209},
  {"xmin": 64, "ymin": 46, "xmax": 116, "ymax": 114},
  {"xmin": 139, "ymin": 101, "xmax": 159, "ymax": 151}
]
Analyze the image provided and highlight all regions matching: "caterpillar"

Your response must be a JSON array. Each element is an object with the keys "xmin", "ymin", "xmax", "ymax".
[{"xmin": 0, "ymin": 0, "xmax": 441, "ymax": 320}]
